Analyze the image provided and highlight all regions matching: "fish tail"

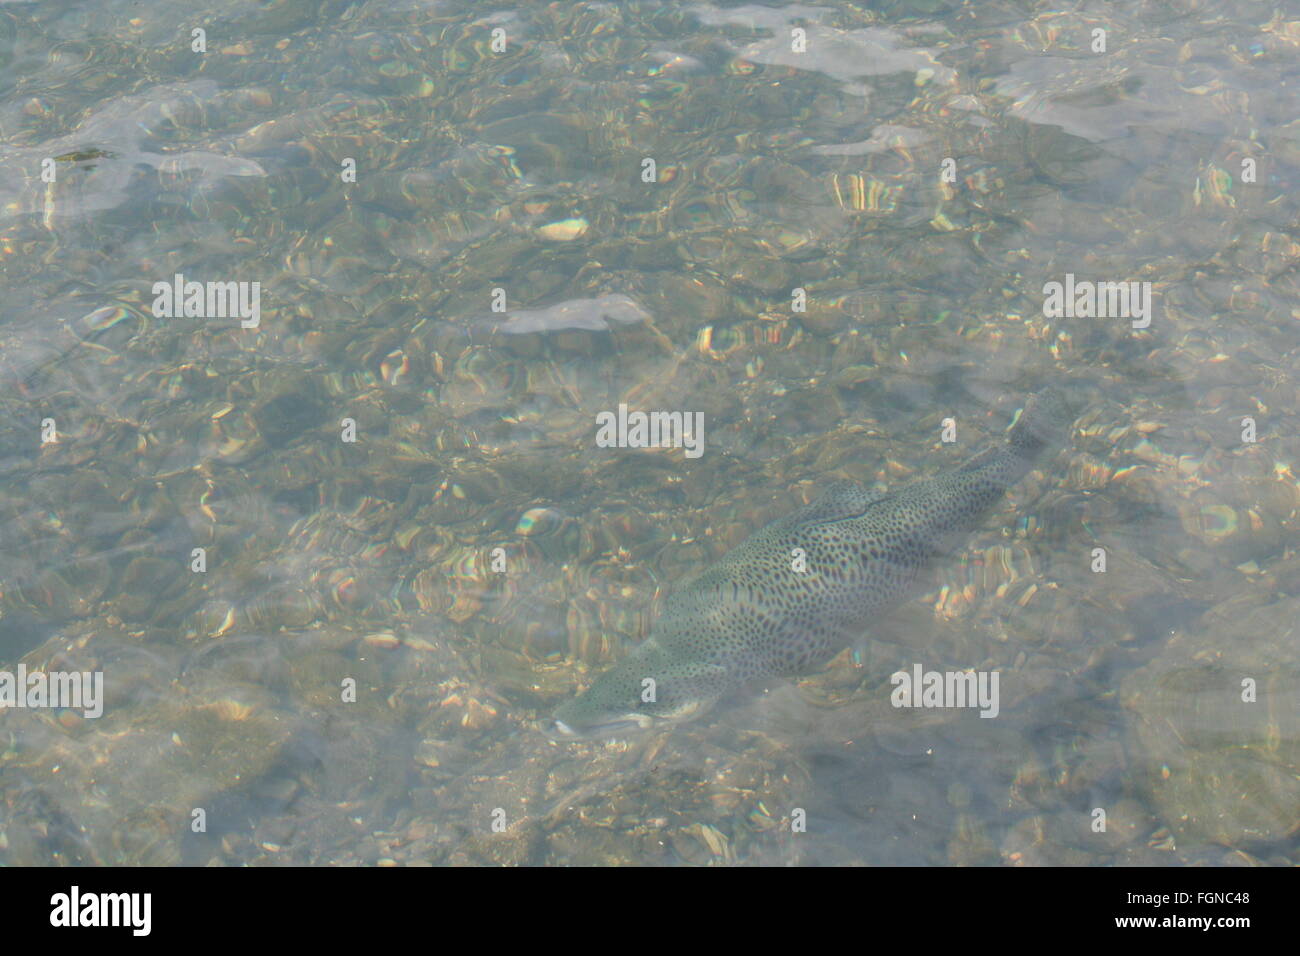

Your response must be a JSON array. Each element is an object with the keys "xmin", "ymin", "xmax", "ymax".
[{"xmin": 1008, "ymin": 386, "xmax": 1072, "ymax": 458}]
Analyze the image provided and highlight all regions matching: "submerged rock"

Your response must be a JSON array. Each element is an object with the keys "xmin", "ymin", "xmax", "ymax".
[{"xmin": 1121, "ymin": 596, "xmax": 1300, "ymax": 851}]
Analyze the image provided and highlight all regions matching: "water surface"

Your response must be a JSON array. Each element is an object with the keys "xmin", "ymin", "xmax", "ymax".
[{"xmin": 0, "ymin": 0, "xmax": 1296, "ymax": 865}]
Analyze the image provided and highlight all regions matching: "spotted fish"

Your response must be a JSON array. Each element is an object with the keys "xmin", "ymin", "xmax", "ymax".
[{"xmin": 551, "ymin": 388, "xmax": 1072, "ymax": 737}]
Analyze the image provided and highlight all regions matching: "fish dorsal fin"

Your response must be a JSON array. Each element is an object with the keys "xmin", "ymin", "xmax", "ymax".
[
  {"xmin": 788, "ymin": 479, "xmax": 885, "ymax": 528},
  {"xmin": 670, "ymin": 481, "xmax": 883, "ymax": 600}
]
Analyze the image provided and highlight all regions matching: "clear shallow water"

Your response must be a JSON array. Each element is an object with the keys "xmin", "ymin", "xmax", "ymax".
[{"xmin": 0, "ymin": 0, "xmax": 1296, "ymax": 865}]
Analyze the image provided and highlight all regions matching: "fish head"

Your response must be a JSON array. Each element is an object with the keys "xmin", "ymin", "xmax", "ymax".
[{"xmin": 549, "ymin": 643, "xmax": 728, "ymax": 740}]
